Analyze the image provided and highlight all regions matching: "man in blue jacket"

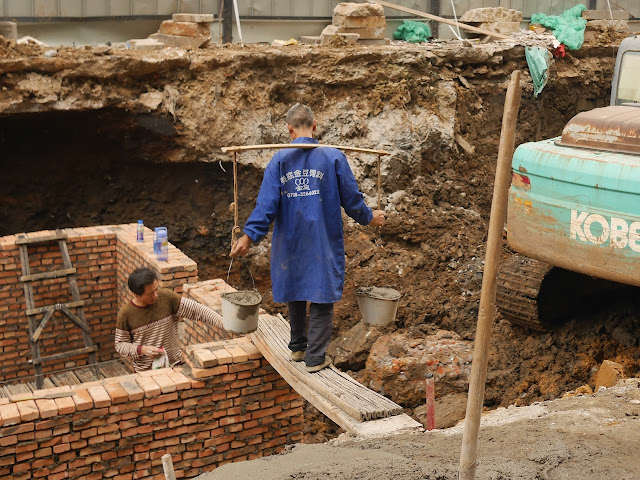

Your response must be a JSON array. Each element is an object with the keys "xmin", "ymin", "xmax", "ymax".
[{"xmin": 230, "ymin": 104, "xmax": 385, "ymax": 372}]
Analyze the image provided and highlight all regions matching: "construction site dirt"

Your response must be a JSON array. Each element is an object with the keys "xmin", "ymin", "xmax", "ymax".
[{"xmin": 2, "ymin": 31, "xmax": 640, "ymax": 470}]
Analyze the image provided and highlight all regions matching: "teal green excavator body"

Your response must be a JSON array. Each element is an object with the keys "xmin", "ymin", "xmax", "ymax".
[{"xmin": 498, "ymin": 36, "xmax": 640, "ymax": 329}]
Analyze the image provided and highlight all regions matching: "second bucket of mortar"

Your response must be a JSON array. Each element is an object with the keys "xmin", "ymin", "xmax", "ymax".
[
  {"xmin": 221, "ymin": 291, "xmax": 262, "ymax": 333},
  {"xmin": 355, "ymin": 286, "xmax": 401, "ymax": 327}
]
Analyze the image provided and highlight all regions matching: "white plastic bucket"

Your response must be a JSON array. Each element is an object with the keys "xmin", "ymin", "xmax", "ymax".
[
  {"xmin": 221, "ymin": 291, "xmax": 261, "ymax": 333},
  {"xmin": 355, "ymin": 287, "xmax": 401, "ymax": 327}
]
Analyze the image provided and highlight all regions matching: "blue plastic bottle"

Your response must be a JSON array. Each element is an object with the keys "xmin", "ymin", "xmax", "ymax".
[
  {"xmin": 136, "ymin": 220, "xmax": 144, "ymax": 242},
  {"xmin": 153, "ymin": 227, "xmax": 160, "ymax": 253},
  {"xmin": 156, "ymin": 228, "xmax": 168, "ymax": 261}
]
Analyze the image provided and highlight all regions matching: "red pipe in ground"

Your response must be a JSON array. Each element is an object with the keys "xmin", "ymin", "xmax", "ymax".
[{"xmin": 425, "ymin": 373, "xmax": 435, "ymax": 430}]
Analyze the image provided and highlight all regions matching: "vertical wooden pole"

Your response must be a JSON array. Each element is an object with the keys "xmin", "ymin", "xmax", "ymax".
[
  {"xmin": 376, "ymin": 154, "xmax": 382, "ymax": 210},
  {"xmin": 425, "ymin": 373, "xmax": 436, "ymax": 431},
  {"xmin": 161, "ymin": 453, "xmax": 177, "ymax": 480},
  {"xmin": 222, "ymin": 0, "xmax": 233, "ymax": 43},
  {"xmin": 458, "ymin": 70, "xmax": 522, "ymax": 480},
  {"xmin": 429, "ymin": 0, "xmax": 440, "ymax": 38}
]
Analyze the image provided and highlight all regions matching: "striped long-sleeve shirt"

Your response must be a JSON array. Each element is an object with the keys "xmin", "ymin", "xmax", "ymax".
[{"xmin": 115, "ymin": 288, "xmax": 223, "ymax": 372}]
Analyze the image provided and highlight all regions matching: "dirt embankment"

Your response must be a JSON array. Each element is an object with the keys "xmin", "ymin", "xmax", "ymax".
[{"xmin": 2, "ymin": 37, "xmax": 638, "ymax": 435}]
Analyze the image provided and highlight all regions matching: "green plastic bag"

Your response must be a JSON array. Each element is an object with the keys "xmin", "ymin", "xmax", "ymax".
[
  {"xmin": 393, "ymin": 20, "xmax": 431, "ymax": 43},
  {"xmin": 531, "ymin": 4, "xmax": 587, "ymax": 51},
  {"xmin": 525, "ymin": 47, "xmax": 552, "ymax": 98}
]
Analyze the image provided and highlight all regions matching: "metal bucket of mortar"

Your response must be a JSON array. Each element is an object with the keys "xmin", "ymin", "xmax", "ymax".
[
  {"xmin": 355, "ymin": 286, "xmax": 401, "ymax": 327},
  {"xmin": 221, "ymin": 291, "xmax": 261, "ymax": 333}
]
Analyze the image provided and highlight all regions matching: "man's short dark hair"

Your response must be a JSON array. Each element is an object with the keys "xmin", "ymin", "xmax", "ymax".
[
  {"xmin": 286, "ymin": 103, "xmax": 314, "ymax": 129},
  {"xmin": 128, "ymin": 268, "xmax": 159, "ymax": 295}
]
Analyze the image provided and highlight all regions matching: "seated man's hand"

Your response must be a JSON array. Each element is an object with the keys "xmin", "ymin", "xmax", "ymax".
[
  {"xmin": 369, "ymin": 210, "xmax": 386, "ymax": 227},
  {"xmin": 141, "ymin": 345, "xmax": 163, "ymax": 357},
  {"xmin": 230, "ymin": 234, "xmax": 253, "ymax": 257}
]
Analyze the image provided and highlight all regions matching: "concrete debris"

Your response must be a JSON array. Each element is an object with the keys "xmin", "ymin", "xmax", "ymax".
[
  {"xmin": 172, "ymin": 13, "xmax": 215, "ymax": 23},
  {"xmin": 594, "ymin": 359, "xmax": 625, "ymax": 391},
  {"xmin": 0, "ymin": 21, "xmax": 17, "ymax": 41},
  {"xmin": 460, "ymin": 7, "xmax": 523, "ymax": 23},
  {"xmin": 150, "ymin": 33, "xmax": 209, "ymax": 50},
  {"xmin": 159, "ymin": 20, "xmax": 211, "ymax": 38},
  {"xmin": 320, "ymin": 2, "xmax": 388, "ymax": 46},
  {"xmin": 582, "ymin": 9, "xmax": 629, "ymax": 20},
  {"xmin": 129, "ymin": 38, "xmax": 164, "ymax": 51},
  {"xmin": 476, "ymin": 22, "xmax": 522, "ymax": 35},
  {"xmin": 16, "ymin": 36, "xmax": 46, "ymax": 46},
  {"xmin": 333, "ymin": 2, "xmax": 385, "ymax": 17},
  {"xmin": 299, "ymin": 36, "xmax": 321, "ymax": 45},
  {"xmin": 138, "ymin": 91, "xmax": 165, "ymax": 110},
  {"xmin": 43, "ymin": 49, "xmax": 58, "ymax": 58}
]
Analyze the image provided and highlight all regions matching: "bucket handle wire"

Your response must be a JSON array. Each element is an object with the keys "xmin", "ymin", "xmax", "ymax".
[{"xmin": 225, "ymin": 257, "xmax": 257, "ymax": 296}]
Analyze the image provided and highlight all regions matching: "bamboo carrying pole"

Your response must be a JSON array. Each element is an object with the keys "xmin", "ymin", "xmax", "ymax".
[
  {"xmin": 222, "ymin": 143, "xmax": 391, "ymax": 156},
  {"xmin": 366, "ymin": 0, "xmax": 510, "ymax": 40},
  {"xmin": 458, "ymin": 70, "xmax": 522, "ymax": 480}
]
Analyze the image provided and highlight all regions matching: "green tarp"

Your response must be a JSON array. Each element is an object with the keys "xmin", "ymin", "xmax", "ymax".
[
  {"xmin": 531, "ymin": 4, "xmax": 587, "ymax": 51},
  {"xmin": 393, "ymin": 20, "xmax": 431, "ymax": 43}
]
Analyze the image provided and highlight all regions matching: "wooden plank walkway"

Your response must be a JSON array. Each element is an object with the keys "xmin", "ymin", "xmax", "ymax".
[{"xmin": 250, "ymin": 314, "xmax": 422, "ymax": 437}]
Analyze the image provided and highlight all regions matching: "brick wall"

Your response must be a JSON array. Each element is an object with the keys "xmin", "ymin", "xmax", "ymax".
[
  {"xmin": 0, "ymin": 224, "xmax": 197, "ymax": 383},
  {"xmin": 181, "ymin": 279, "xmax": 242, "ymax": 347},
  {"xmin": 0, "ymin": 342, "xmax": 304, "ymax": 479}
]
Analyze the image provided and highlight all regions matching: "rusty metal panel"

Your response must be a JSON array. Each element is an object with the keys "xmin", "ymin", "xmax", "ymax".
[
  {"xmin": 557, "ymin": 106, "xmax": 640, "ymax": 154},
  {"xmin": 157, "ymin": 0, "xmax": 179, "ymax": 15},
  {"xmin": 61, "ymin": 0, "xmax": 85, "ymax": 16},
  {"xmin": 34, "ymin": 0, "xmax": 57, "ymax": 17},
  {"xmin": 109, "ymin": 0, "xmax": 131, "ymax": 16}
]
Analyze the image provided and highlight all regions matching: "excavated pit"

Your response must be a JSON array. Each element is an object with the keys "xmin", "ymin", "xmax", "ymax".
[{"xmin": 2, "ymin": 37, "xmax": 640, "ymax": 437}]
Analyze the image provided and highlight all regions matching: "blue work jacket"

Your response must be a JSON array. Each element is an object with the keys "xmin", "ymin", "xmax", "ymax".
[{"xmin": 243, "ymin": 137, "xmax": 373, "ymax": 303}]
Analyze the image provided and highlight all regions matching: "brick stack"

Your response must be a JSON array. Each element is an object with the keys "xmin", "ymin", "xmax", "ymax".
[
  {"xmin": 331, "ymin": 2, "xmax": 389, "ymax": 45},
  {"xmin": 0, "ymin": 358, "xmax": 304, "ymax": 479},
  {"xmin": 459, "ymin": 7, "xmax": 523, "ymax": 35},
  {"xmin": 150, "ymin": 13, "xmax": 214, "ymax": 50},
  {"xmin": 0, "ymin": 224, "xmax": 197, "ymax": 385}
]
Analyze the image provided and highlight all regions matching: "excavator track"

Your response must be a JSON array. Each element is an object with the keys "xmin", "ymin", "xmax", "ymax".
[{"xmin": 496, "ymin": 254, "xmax": 554, "ymax": 331}]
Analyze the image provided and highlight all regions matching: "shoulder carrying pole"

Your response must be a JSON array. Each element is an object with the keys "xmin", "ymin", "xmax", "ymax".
[{"xmin": 458, "ymin": 70, "xmax": 522, "ymax": 480}]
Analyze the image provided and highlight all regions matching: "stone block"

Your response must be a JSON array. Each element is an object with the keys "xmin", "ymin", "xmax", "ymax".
[
  {"xmin": 586, "ymin": 19, "xmax": 628, "ymax": 31},
  {"xmin": 594, "ymin": 359, "xmax": 625, "ymax": 391},
  {"xmin": 130, "ymin": 38, "xmax": 164, "ymax": 51},
  {"xmin": 172, "ymin": 13, "xmax": 215, "ymax": 23},
  {"xmin": 149, "ymin": 33, "xmax": 209, "ymax": 50},
  {"xmin": 476, "ymin": 22, "xmax": 521, "ymax": 34},
  {"xmin": 333, "ymin": 2, "xmax": 384, "ymax": 17},
  {"xmin": 582, "ymin": 9, "xmax": 629, "ymax": 20},
  {"xmin": 299, "ymin": 35, "xmax": 321, "ymax": 45},
  {"xmin": 357, "ymin": 38, "xmax": 391, "ymax": 46},
  {"xmin": 460, "ymin": 7, "xmax": 522, "ymax": 23},
  {"xmin": 321, "ymin": 32, "xmax": 360, "ymax": 45},
  {"xmin": 333, "ymin": 13, "xmax": 386, "ymax": 29},
  {"xmin": 0, "ymin": 22, "xmax": 17, "ymax": 41},
  {"xmin": 337, "ymin": 26, "xmax": 386, "ymax": 39},
  {"xmin": 159, "ymin": 20, "xmax": 211, "ymax": 38}
]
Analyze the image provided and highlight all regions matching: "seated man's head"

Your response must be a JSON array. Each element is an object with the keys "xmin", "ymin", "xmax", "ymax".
[
  {"xmin": 128, "ymin": 268, "xmax": 159, "ymax": 306},
  {"xmin": 286, "ymin": 103, "xmax": 316, "ymax": 139}
]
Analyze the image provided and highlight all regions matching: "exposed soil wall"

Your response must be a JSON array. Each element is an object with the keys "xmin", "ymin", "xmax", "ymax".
[{"xmin": 2, "ymin": 38, "xmax": 638, "ymax": 429}]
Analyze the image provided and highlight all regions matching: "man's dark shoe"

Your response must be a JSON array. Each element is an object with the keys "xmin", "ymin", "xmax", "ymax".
[
  {"xmin": 290, "ymin": 350, "xmax": 305, "ymax": 362},
  {"xmin": 305, "ymin": 357, "xmax": 332, "ymax": 373}
]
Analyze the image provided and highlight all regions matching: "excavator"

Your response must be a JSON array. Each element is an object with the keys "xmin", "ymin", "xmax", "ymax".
[{"xmin": 496, "ymin": 35, "xmax": 640, "ymax": 330}]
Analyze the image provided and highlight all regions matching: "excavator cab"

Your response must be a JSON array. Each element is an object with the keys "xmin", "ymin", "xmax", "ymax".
[
  {"xmin": 497, "ymin": 36, "xmax": 640, "ymax": 330},
  {"xmin": 611, "ymin": 36, "xmax": 640, "ymax": 106}
]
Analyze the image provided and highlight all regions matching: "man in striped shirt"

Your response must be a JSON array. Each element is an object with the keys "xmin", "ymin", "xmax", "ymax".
[{"xmin": 115, "ymin": 267, "xmax": 224, "ymax": 372}]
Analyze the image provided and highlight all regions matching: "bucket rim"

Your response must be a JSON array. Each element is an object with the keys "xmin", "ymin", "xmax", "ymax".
[
  {"xmin": 355, "ymin": 286, "xmax": 402, "ymax": 301},
  {"xmin": 221, "ymin": 290, "xmax": 262, "ymax": 306}
]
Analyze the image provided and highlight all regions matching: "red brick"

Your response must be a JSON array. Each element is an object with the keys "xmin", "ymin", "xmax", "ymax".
[
  {"xmin": 87, "ymin": 386, "xmax": 111, "ymax": 408},
  {"xmin": 135, "ymin": 377, "xmax": 161, "ymax": 398},
  {"xmin": 34, "ymin": 398, "xmax": 58, "ymax": 418},
  {"xmin": 103, "ymin": 382, "xmax": 129, "ymax": 404},
  {"xmin": 16, "ymin": 400, "xmax": 40, "ymax": 422},
  {"xmin": 0, "ymin": 403, "xmax": 20, "ymax": 426},
  {"xmin": 54, "ymin": 395, "xmax": 76, "ymax": 415},
  {"xmin": 71, "ymin": 389, "xmax": 94, "ymax": 411}
]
